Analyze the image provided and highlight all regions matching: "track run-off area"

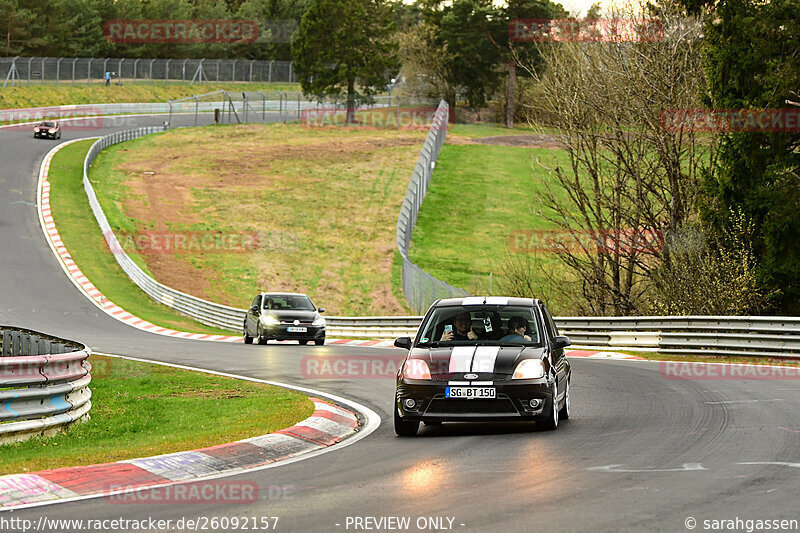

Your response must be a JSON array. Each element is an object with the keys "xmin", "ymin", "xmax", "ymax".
[{"xmin": 1, "ymin": 114, "xmax": 799, "ymax": 532}]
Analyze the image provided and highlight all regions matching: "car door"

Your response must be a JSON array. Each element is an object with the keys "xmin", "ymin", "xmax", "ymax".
[
  {"xmin": 542, "ymin": 305, "xmax": 569, "ymax": 405},
  {"xmin": 246, "ymin": 295, "xmax": 262, "ymax": 334}
]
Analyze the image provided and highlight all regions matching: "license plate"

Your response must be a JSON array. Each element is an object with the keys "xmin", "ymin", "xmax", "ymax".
[
  {"xmin": 445, "ymin": 387, "xmax": 495, "ymax": 399},
  {"xmin": 287, "ymin": 327, "xmax": 307, "ymax": 333}
]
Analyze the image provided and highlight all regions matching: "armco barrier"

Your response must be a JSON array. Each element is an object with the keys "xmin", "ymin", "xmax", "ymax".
[
  {"xmin": 0, "ymin": 327, "xmax": 92, "ymax": 443},
  {"xmin": 324, "ymin": 315, "xmax": 800, "ymax": 358}
]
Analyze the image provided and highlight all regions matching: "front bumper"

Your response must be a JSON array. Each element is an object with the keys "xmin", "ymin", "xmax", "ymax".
[
  {"xmin": 261, "ymin": 324, "xmax": 325, "ymax": 341},
  {"xmin": 396, "ymin": 378, "xmax": 556, "ymax": 422}
]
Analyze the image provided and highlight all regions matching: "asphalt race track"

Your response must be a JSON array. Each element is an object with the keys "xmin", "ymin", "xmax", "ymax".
[{"xmin": 1, "ymin": 114, "xmax": 799, "ymax": 532}]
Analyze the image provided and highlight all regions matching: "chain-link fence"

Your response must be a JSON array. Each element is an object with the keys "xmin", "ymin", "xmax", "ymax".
[
  {"xmin": 1, "ymin": 57, "xmax": 296, "ymax": 87},
  {"xmin": 397, "ymin": 100, "xmax": 469, "ymax": 314}
]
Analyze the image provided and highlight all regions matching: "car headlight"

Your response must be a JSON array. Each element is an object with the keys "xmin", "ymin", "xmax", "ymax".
[
  {"xmin": 261, "ymin": 314, "xmax": 279, "ymax": 325},
  {"xmin": 403, "ymin": 359, "xmax": 431, "ymax": 380},
  {"xmin": 313, "ymin": 317, "xmax": 325, "ymax": 327},
  {"xmin": 34, "ymin": 128, "xmax": 40, "ymax": 132},
  {"xmin": 512, "ymin": 359, "xmax": 545, "ymax": 380}
]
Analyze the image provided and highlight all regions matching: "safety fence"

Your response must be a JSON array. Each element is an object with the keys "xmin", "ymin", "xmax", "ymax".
[
  {"xmin": 0, "ymin": 327, "xmax": 92, "ymax": 443},
  {"xmin": 2, "ymin": 57, "xmax": 297, "ymax": 87},
  {"xmin": 396, "ymin": 100, "xmax": 469, "ymax": 314},
  {"xmin": 328, "ymin": 315, "xmax": 800, "ymax": 358}
]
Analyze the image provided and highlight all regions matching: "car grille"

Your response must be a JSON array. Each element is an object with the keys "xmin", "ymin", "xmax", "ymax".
[{"xmin": 425, "ymin": 398, "xmax": 519, "ymax": 415}]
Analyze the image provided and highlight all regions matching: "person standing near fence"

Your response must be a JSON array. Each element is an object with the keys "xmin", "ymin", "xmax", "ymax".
[{"xmin": 105, "ymin": 71, "xmax": 111, "ymax": 86}]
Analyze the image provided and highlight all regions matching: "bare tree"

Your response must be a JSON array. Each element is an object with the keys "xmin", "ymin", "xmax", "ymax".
[{"xmin": 523, "ymin": 1, "xmax": 714, "ymax": 315}]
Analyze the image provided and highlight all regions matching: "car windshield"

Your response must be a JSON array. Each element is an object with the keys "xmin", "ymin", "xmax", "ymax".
[
  {"xmin": 417, "ymin": 305, "xmax": 542, "ymax": 347},
  {"xmin": 263, "ymin": 295, "xmax": 315, "ymax": 311},
  {"xmin": 41, "ymin": 122, "xmax": 54, "ymax": 127}
]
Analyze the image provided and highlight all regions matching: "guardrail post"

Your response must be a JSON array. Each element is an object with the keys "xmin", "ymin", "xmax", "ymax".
[{"xmin": 1, "ymin": 330, "xmax": 9, "ymax": 356}]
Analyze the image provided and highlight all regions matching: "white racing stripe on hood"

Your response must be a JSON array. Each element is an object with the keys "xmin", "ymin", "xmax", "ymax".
[
  {"xmin": 471, "ymin": 346, "xmax": 500, "ymax": 373},
  {"xmin": 449, "ymin": 346, "xmax": 476, "ymax": 373}
]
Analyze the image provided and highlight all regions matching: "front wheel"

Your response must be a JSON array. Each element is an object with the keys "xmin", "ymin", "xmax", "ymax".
[
  {"xmin": 559, "ymin": 379, "xmax": 570, "ymax": 420},
  {"xmin": 539, "ymin": 383, "xmax": 559, "ymax": 431},
  {"xmin": 243, "ymin": 324, "xmax": 253, "ymax": 344},
  {"xmin": 299, "ymin": 340, "xmax": 309, "ymax": 345},
  {"xmin": 315, "ymin": 339, "xmax": 325, "ymax": 346},
  {"xmin": 257, "ymin": 326, "xmax": 268, "ymax": 345},
  {"xmin": 394, "ymin": 396, "xmax": 419, "ymax": 437}
]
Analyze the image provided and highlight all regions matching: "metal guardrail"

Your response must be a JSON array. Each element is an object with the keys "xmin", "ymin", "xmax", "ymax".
[
  {"xmin": 0, "ymin": 327, "xmax": 92, "ymax": 443},
  {"xmin": 396, "ymin": 100, "xmax": 469, "ymax": 314}
]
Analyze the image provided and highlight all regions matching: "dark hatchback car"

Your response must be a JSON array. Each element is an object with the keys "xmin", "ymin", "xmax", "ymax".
[
  {"xmin": 394, "ymin": 297, "xmax": 571, "ymax": 436},
  {"xmin": 33, "ymin": 121, "xmax": 61, "ymax": 139},
  {"xmin": 243, "ymin": 292, "xmax": 326, "ymax": 345}
]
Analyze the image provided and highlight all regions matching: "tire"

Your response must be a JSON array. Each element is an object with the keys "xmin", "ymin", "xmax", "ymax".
[
  {"xmin": 257, "ymin": 326, "xmax": 268, "ymax": 345},
  {"xmin": 243, "ymin": 325, "xmax": 253, "ymax": 345},
  {"xmin": 559, "ymin": 379, "xmax": 571, "ymax": 420},
  {"xmin": 394, "ymin": 396, "xmax": 419, "ymax": 437},
  {"xmin": 539, "ymin": 382, "xmax": 559, "ymax": 431},
  {"xmin": 315, "ymin": 339, "xmax": 325, "ymax": 346},
  {"xmin": 299, "ymin": 340, "xmax": 309, "ymax": 345}
]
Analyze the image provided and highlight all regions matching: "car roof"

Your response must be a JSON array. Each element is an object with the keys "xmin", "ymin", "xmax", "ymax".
[
  {"xmin": 260, "ymin": 292, "xmax": 310, "ymax": 297},
  {"xmin": 432, "ymin": 296, "xmax": 540, "ymax": 308}
]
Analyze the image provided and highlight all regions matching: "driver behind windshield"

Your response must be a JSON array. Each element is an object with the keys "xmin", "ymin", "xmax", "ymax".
[
  {"xmin": 440, "ymin": 312, "xmax": 478, "ymax": 341},
  {"xmin": 499, "ymin": 316, "xmax": 532, "ymax": 342}
]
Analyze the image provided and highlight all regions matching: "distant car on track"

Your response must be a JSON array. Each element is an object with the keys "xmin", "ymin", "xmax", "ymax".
[
  {"xmin": 33, "ymin": 121, "xmax": 61, "ymax": 139},
  {"xmin": 393, "ymin": 296, "xmax": 571, "ymax": 436},
  {"xmin": 243, "ymin": 292, "xmax": 326, "ymax": 345}
]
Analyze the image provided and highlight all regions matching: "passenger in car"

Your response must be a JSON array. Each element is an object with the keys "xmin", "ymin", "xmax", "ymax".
[
  {"xmin": 441, "ymin": 312, "xmax": 478, "ymax": 341},
  {"xmin": 499, "ymin": 316, "xmax": 532, "ymax": 342}
]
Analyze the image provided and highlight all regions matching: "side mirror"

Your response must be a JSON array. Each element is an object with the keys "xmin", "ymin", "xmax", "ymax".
[
  {"xmin": 317, "ymin": 307, "xmax": 325, "ymax": 313},
  {"xmin": 394, "ymin": 336, "xmax": 412, "ymax": 350},
  {"xmin": 552, "ymin": 335, "xmax": 571, "ymax": 350}
]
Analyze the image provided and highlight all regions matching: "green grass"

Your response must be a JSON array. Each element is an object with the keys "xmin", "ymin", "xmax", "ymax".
[
  {"xmin": 0, "ymin": 355, "xmax": 314, "ymax": 474},
  {"xmin": 407, "ymin": 141, "xmax": 572, "ymax": 296},
  {"xmin": 87, "ymin": 123, "xmax": 423, "ymax": 315},
  {"xmin": 48, "ymin": 141, "xmax": 235, "ymax": 335},
  {"xmin": 0, "ymin": 82, "xmax": 301, "ymax": 111}
]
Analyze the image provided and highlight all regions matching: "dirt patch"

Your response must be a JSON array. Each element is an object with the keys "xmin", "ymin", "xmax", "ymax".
[{"xmin": 474, "ymin": 134, "xmax": 565, "ymax": 149}]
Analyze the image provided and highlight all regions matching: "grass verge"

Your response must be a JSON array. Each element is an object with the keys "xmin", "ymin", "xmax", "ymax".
[
  {"xmin": 48, "ymin": 140, "xmax": 235, "ymax": 335},
  {"xmin": 407, "ymin": 128, "xmax": 574, "ymax": 306},
  {"xmin": 0, "ymin": 355, "xmax": 314, "ymax": 475},
  {"xmin": 88, "ymin": 123, "xmax": 425, "ymax": 315},
  {"xmin": 0, "ymin": 82, "xmax": 300, "ymax": 111}
]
